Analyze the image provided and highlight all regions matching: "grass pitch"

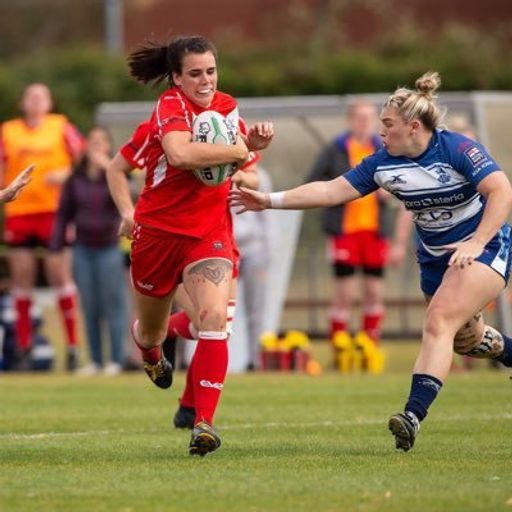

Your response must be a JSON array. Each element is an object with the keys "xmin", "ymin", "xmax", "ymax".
[{"xmin": 1, "ymin": 343, "xmax": 511, "ymax": 512}]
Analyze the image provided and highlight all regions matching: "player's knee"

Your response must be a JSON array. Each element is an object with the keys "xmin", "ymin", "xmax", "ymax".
[
  {"xmin": 197, "ymin": 305, "xmax": 227, "ymax": 332},
  {"xmin": 423, "ymin": 304, "xmax": 457, "ymax": 338},
  {"xmin": 454, "ymin": 325, "xmax": 504, "ymax": 358}
]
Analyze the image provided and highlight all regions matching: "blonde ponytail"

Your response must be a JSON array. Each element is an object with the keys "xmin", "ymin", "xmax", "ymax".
[
  {"xmin": 384, "ymin": 71, "xmax": 444, "ymax": 130},
  {"xmin": 415, "ymin": 71, "xmax": 441, "ymax": 101}
]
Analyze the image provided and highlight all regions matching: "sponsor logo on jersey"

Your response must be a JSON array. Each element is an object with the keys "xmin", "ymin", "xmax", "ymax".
[
  {"xmin": 414, "ymin": 210, "xmax": 453, "ymax": 223},
  {"xmin": 403, "ymin": 192, "xmax": 465, "ymax": 209},
  {"xmin": 473, "ymin": 160, "xmax": 494, "ymax": 176}
]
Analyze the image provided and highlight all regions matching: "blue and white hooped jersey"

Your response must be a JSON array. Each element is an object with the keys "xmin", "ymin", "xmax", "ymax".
[{"xmin": 344, "ymin": 129, "xmax": 502, "ymax": 257}]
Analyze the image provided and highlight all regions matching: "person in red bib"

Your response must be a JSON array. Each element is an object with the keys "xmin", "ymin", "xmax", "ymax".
[
  {"xmin": 307, "ymin": 99, "xmax": 411, "ymax": 354},
  {"xmin": 107, "ymin": 35, "xmax": 273, "ymax": 456},
  {"xmin": 0, "ymin": 83, "xmax": 84, "ymax": 371}
]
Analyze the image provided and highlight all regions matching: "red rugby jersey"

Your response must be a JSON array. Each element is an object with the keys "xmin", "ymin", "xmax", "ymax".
[
  {"xmin": 119, "ymin": 120, "xmax": 151, "ymax": 169},
  {"xmin": 134, "ymin": 87, "xmax": 243, "ymax": 238}
]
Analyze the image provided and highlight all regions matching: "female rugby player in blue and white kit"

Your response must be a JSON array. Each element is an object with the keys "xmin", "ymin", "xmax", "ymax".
[{"xmin": 229, "ymin": 71, "xmax": 512, "ymax": 452}]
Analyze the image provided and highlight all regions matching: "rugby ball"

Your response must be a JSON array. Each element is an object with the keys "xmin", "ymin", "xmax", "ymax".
[{"xmin": 192, "ymin": 110, "xmax": 237, "ymax": 186}]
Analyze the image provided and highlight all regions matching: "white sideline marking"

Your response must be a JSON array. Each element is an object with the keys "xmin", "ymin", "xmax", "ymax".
[{"xmin": 2, "ymin": 412, "xmax": 512, "ymax": 441}]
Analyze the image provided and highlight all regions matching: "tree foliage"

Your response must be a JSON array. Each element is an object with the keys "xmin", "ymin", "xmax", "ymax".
[{"xmin": 0, "ymin": 19, "xmax": 510, "ymax": 130}]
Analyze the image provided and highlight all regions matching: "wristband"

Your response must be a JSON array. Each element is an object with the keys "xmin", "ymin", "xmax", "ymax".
[{"xmin": 269, "ymin": 191, "xmax": 285, "ymax": 209}]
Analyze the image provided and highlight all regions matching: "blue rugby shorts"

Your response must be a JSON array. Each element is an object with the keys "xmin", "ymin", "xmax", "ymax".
[{"xmin": 418, "ymin": 224, "xmax": 512, "ymax": 297}]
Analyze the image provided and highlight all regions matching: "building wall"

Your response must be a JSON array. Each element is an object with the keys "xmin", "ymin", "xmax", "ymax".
[{"xmin": 124, "ymin": 0, "xmax": 512, "ymax": 50}]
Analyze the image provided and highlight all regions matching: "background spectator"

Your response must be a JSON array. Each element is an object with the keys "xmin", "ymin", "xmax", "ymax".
[
  {"xmin": 306, "ymin": 99, "xmax": 411, "ymax": 354},
  {"xmin": 232, "ymin": 165, "xmax": 273, "ymax": 370},
  {"xmin": 51, "ymin": 126, "xmax": 126, "ymax": 376},
  {"xmin": 0, "ymin": 83, "xmax": 83, "ymax": 370}
]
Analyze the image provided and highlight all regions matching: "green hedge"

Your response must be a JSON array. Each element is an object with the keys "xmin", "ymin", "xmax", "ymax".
[
  {"xmin": 0, "ymin": 46, "xmax": 154, "ymax": 130},
  {"xmin": 1, "ymin": 24, "xmax": 510, "ymax": 131}
]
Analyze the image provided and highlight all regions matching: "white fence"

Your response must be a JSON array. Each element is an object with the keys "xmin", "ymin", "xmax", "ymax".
[{"xmin": 96, "ymin": 92, "xmax": 512, "ymax": 354}]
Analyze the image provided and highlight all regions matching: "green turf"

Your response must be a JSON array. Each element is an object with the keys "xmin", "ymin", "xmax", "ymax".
[{"xmin": 1, "ymin": 345, "xmax": 511, "ymax": 512}]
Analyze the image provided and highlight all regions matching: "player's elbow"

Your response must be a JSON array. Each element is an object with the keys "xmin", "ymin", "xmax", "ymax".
[
  {"xmin": 165, "ymin": 148, "xmax": 190, "ymax": 169},
  {"xmin": 108, "ymin": 154, "xmax": 132, "ymax": 177},
  {"xmin": 321, "ymin": 193, "xmax": 344, "ymax": 208},
  {"xmin": 325, "ymin": 183, "xmax": 349, "ymax": 207}
]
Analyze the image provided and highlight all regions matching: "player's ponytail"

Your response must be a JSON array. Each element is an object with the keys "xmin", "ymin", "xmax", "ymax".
[
  {"xmin": 128, "ymin": 41, "xmax": 169, "ymax": 86},
  {"xmin": 128, "ymin": 35, "xmax": 218, "ymax": 87},
  {"xmin": 384, "ymin": 71, "xmax": 445, "ymax": 131},
  {"xmin": 415, "ymin": 71, "xmax": 441, "ymax": 101}
]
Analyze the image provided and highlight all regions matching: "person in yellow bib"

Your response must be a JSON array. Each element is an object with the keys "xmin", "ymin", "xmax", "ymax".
[{"xmin": 0, "ymin": 83, "xmax": 84, "ymax": 370}]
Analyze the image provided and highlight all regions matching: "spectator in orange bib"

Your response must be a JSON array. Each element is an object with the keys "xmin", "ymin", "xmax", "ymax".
[{"xmin": 0, "ymin": 83, "xmax": 84, "ymax": 370}]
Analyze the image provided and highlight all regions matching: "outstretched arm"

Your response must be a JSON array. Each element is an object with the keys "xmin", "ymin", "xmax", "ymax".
[{"xmin": 229, "ymin": 176, "xmax": 362, "ymax": 213}]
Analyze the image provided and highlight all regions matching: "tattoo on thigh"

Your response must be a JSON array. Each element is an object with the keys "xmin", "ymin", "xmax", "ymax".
[{"xmin": 188, "ymin": 259, "xmax": 232, "ymax": 286}]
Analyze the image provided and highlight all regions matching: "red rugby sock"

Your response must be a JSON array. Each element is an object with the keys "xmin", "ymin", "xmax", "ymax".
[
  {"xmin": 138, "ymin": 345, "xmax": 161, "ymax": 365},
  {"xmin": 58, "ymin": 289, "xmax": 78, "ymax": 347},
  {"xmin": 193, "ymin": 331, "xmax": 229, "ymax": 425},
  {"xmin": 131, "ymin": 320, "xmax": 161, "ymax": 365},
  {"xmin": 329, "ymin": 308, "xmax": 349, "ymax": 340},
  {"xmin": 330, "ymin": 319, "xmax": 348, "ymax": 338},
  {"xmin": 15, "ymin": 295, "xmax": 32, "ymax": 350},
  {"xmin": 168, "ymin": 310, "xmax": 197, "ymax": 339},
  {"xmin": 363, "ymin": 310, "xmax": 384, "ymax": 343}
]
